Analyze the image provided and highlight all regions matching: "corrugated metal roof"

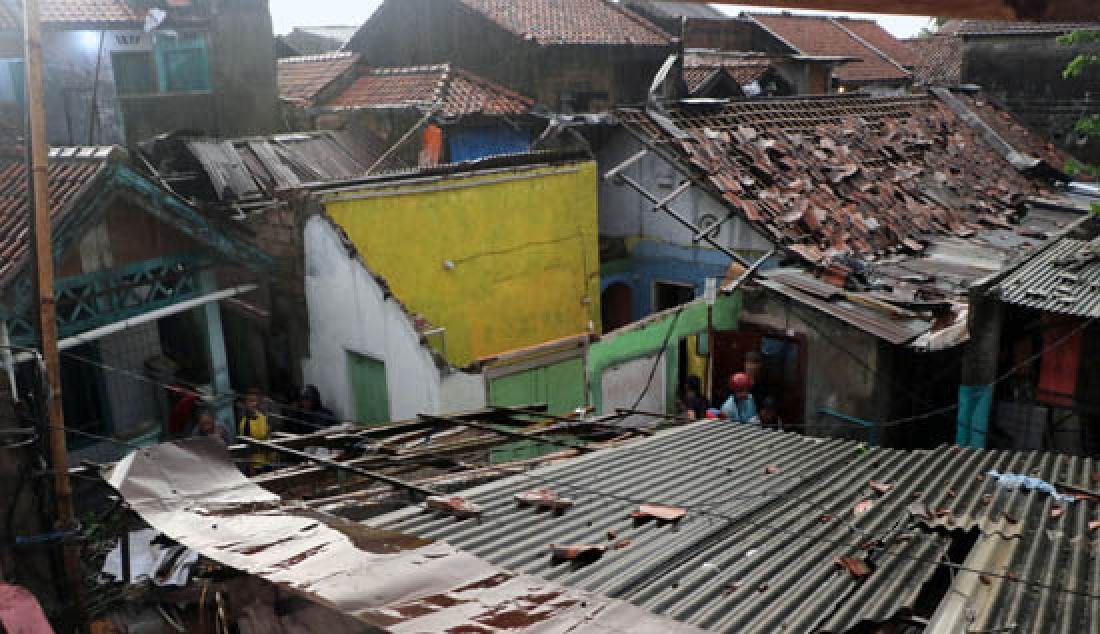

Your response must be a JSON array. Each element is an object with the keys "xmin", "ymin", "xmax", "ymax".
[
  {"xmin": 371, "ymin": 422, "xmax": 1100, "ymax": 632},
  {"xmin": 995, "ymin": 237, "xmax": 1100, "ymax": 318},
  {"xmin": 758, "ymin": 273, "xmax": 935, "ymax": 345}
]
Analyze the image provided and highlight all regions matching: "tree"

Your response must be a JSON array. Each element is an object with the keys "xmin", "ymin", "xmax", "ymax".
[{"xmin": 1057, "ymin": 29, "xmax": 1100, "ymax": 214}]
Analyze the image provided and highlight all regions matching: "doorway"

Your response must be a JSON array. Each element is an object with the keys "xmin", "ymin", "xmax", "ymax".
[
  {"xmin": 601, "ymin": 282, "xmax": 633, "ymax": 333},
  {"xmin": 654, "ymin": 281, "xmax": 695, "ymax": 312},
  {"xmin": 347, "ymin": 351, "xmax": 390, "ymax": 425}
]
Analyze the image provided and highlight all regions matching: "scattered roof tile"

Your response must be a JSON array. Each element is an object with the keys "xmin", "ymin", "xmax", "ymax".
[
  {"xmin": 940, "ymin": 19, "xmax": 1100, "ymax": 36},
  {"xmin": 617, "ymin": 94, "xmax": 1049, "ymax": 264},
  {"xmin": 278, "ymin": 52, "xmax": 359, "ymax": 105},
  {"xmin": 0, "ymin": 147, "xmax": 113, "ymax": 289},
  {"xmin": 325, "ymin": 64, "xmax": 534, "ymax": 118},
  {"xmin": 904, "ymin": 35, "xmax": 963, "ymax": 86},
  {"xmin": 750, "ymin": 13, "xmax": 911, "ymax": 83},
  {"xmin": 457, "ymin": 0, "xmax": 672, "ymax": 46},
  {"xmin": 956, "ymin": 92, "xmax": 1071, "ymax": 169}
]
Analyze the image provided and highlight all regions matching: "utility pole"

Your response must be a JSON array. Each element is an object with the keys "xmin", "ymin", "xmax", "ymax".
[{"xmin": 23, "ymin": 0, "xmax": 87, "ymax": 630}]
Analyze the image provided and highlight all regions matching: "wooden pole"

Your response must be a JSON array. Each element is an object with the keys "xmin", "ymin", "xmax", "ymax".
[{"xmin": 22, "ymin": 1, "xmax": 87, "ymax": 630}]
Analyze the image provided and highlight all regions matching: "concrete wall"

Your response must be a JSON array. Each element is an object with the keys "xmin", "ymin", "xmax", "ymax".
[
  {"xmin": 961, "ymin": 34, "xmax": 1100, "ymax": 162},
  {"xmin": 301, "ymin": 215, "xmax": 484, "ymax": 422},
  {"xmin": 737, "ymin": 286, "xmax": 891, "ymax": 438},
  {"xmin": 98, "ymin": 321, "xmax": 163, "ymax": 437},
  {"xmin": 323, "ymin": 162, "xmax": 602, "ymax": 367}
]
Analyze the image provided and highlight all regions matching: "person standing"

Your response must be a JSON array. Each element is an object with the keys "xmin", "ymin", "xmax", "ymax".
[
  {"xmin": 678, "ymin": 375, "xmax": 710, "ymax": 419},
  {"xmin": 192, "ymin": 409, "xmax": 231, "ymax": 444},
  {"xmin": 238, "ymin": 389, "xmax": 274, "ymax": 473},
  {"xmin": 287, "ymin": 385, "xmax": 338, "ymax": 433},
  {"xmin": 743, "ymin": 351, "xmax": 770, "ymax": 405},
  {"xmin": 721, "ymin": 373, "xmax": 758, "ymax": 424}
]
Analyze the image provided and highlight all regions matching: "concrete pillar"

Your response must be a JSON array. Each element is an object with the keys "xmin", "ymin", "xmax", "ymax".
[
  {"xmin": 958, "ymin": 288, "xmax": 1003, "ymax": 448},
  {"xmin": 201, "ymin": 271, "xmax": 234, "ymax": 435}
]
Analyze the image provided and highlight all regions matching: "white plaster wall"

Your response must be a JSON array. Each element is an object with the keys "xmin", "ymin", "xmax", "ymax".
[
  {"xmin": 441, "ymin": 370, "xmax": 488, "ymax": 413},
  {"xmin": 600, "ymin": 353, "xmax": 666, "ymax": 425},
  {"xmin": 302, "ymin": 217, "xmax": 450, "ymax": 422},
  {"xmin": 597, "ymin": 131, "xmax": 774, "ymax": 253}
]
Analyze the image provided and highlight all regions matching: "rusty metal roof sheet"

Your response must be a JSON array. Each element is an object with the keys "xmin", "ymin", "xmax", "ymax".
[
  {"xmin": 994, "ymin": 236, "xmax": 1100, "ymax": 318},
  {"xmin": 108, "ymin": 438, "xmax": 700, "ymax": 633},
  {"xmin": 758, "ymin": 272, "xmax": 935, "ymax": 345},
  {"xmin": 372, "ymin": 421, "xmax": 1100, "ymax": 633}
]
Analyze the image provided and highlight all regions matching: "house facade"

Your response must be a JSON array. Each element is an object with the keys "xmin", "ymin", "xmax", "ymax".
[
  {"xmin": 0, "ymin": 146, "xmax": 271, "ymax": 460},
  {"xmin": 0, "ymin": 0, "xmax": 279, "ymax": 146},
  {"xmin": 347, "ymin": 0, "xmax": 676, "ymax": 112}
]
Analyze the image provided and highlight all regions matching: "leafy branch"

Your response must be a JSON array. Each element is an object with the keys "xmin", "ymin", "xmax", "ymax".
[{"xmin": 1058, "ymin": 30, "xmax": 1100, "ymax": 213}]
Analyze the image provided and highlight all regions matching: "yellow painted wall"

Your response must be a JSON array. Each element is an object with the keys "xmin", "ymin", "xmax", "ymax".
[{"xmin": 324, "ymin": 162, "xmax": 601, "ymax": 367}]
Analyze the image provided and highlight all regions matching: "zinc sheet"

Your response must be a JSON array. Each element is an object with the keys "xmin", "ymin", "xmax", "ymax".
[
  {"xmin": 373, "ymin": 424, "xmax": 1099, "ymax": 633},
  {"xmin": 995, "ymin": 238, "xmax": 1100, "ymax": 318}
]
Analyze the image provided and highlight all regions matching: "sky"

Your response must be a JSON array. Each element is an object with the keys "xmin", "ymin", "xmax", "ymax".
[{"xmin": 268, "ymin": 1, "xmax": 931, "ymax": 39}]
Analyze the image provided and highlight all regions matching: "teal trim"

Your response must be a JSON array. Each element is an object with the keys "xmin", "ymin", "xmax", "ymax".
[
  {"xmin": 587, "ymin": 293, "xmax": 740, "ymax": 414},
  {"xmin": 154, "ymin": 32, "xmax": 211, "ymax": 93},
  {"xmin": 818, "ymin": 408, "xmax": 878, "ymax": 446}
]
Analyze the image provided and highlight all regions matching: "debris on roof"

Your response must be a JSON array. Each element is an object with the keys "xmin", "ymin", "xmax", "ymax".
[
  {"xmin": 457, "ymin": 0, "xmax": 673, "ymax": 47},
  {"xmin": 375, "ymin": 421, "xmax": 1099, "ymax": 633},
  {"xmin": 631, "ymin": 503, "xmax": 688, "ymax": 522},
  {"xmin": 426, "ymin": 495, "xmax": 484, "ymax": 518},
  {"xmin": 277, "ymin": 52, "xmax": 359, "ymax": 105},
  {"xmin": 515, "ymin": 488, "xmax": 575, "ymax": 511},
  {"xmin": 324, "ymin": 63, "xmax": 534, "ymax": 118},
  {"xmin": 994, "ymin": 222, "xmax": 1100, "ymax": 318}
]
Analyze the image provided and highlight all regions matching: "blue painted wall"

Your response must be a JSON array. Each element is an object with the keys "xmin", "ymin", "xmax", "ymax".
[
  {"xmin": 601, "ymin": 240, "xmax": 733, "ymax": 321},
  {"xmin": 448, "ymin": 126, "xmax": 531, "ymax": 163}
]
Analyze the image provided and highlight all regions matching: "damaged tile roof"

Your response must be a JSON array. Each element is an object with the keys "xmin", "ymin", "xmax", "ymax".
[
  {"xmin": 0, "ymin": 147, "xmax": 114, "ymax": 289},
  {"xmin": 277, "ymin": 52, "xmax": 359, "ymax": 105},
  {"xmin": 0, "ymin": 0, "xmax": 142, "ymax": 30},
  {"xmin": 954, "ymin": 92, "xmax": 1071, "ymax": 170},
  {"xmin": 617, "ymin": 94, "xmax": 1052, "ymax": 266},
  {"xmin": 683, "ymin": 51, "xmax": 779, "ymax": 91},
  {"xmin": 456, "ymin": 0, "xmax": 672, "ymax": 46},
  {"xmin": 373, "ymin": 422, "xmax": 1100, "ymax": 633},
  {"xmin": 940, "ymin": 19, "xmax": 1100, "ymax": 37},
  {"xmin": 325, "ymin": 64, "xmax": 534, "ymax": 118},
  {"xmin": 748, "ymin": 13, "xmax": 911, "ymax": 83},
  {"xmin": 904, "ymin": 35, "xmax": 963, "ymax": 86}
]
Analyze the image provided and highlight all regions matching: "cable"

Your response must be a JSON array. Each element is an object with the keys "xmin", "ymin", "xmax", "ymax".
[
  {"xmin": 627, "ymin": 303, "xmax": 687, "ymax": 413},
  {"xmin": 59, "ymin": 344, "xmax": 1100, "ymax": 604}
]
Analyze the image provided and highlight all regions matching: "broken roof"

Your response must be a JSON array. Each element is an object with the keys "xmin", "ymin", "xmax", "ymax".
[
  {"xmin": 0, "ymin": 146, "xmax": 114, "ymax": 289},
  {"xmin": 456, "ymin": 0, "xmax": 673, "ymax": 46},
  {"xmin": 940, "ymin": 19, "xmax": 1100, "ymax": 36},
  {"xmin": 904, "ymin": 35, "xmax": 964, "ymax": 86},
  {"xmin": 748, "ymin": 13, "xmax": 912, "ymax": 83},
  {"xmin": 324, "ymin": 64, "xmax": 535, "ymax": 118},
  {"xmin": 993, "ymin": 217, "xmax": 1100, "ymax": 318},
  {"xmin": 617, "ymin": 93, "xmax": 1052, "ymax": 266},
  {"xmin": 277, "ymin": 52, "xmax": 360, "ymax": 106},
  {"xmin": 683, "ymin": 51, "xmax": 781, "ymax": 90},
  {"xmin": 372, "ymin": 421, "xmax": 1100, "ymax": 633}
]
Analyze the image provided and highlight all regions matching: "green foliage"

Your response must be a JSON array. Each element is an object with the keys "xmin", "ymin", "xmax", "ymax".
[{"xmin": 1059, "ymin": 30, "xmax": 1100, "ymax": 180}]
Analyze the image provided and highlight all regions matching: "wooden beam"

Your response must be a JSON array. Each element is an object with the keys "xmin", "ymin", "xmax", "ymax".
[{"xmin": 701, "ymin": 0, "xmax": 1096, "ymax": 21}]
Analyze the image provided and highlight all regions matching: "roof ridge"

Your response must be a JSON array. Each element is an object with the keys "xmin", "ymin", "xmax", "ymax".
[
  {"xmin": 278, "ymin": 51, "xmax": 357, "ymax": 64},
  {"xmin": 828, "ymin": 17, "xmax": 912, "ymax": 76}
]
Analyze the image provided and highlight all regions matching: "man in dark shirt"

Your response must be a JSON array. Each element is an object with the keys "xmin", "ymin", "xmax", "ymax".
[{"xmin": 744, "ymin": 351, "xmax": 770, "ymax": 405}]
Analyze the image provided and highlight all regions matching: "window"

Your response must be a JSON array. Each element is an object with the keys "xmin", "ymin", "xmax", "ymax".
[
  {"xmin": 155, "ymin": 32, "xmax": 211, "ymax": 92},
  {"xmin": 654, "ymin": 281, "xmax": 695, "ymax": 312},
  {"xmin": 112, "ymin": 52, "xmax": 157, "ymax": 96},
  {"xmin": 0, "ymin": 59, "xmax": 24, "ymax": 105},
  {"xmin": 111, "ymin": 32, "xmax": 210, "ymax": 97}
]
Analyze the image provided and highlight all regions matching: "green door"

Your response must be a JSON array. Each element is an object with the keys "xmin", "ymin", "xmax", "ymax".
[
  {"xmin": 347, "ymin": 352, "xmax": 390, "ymax": 425},
  {"xmin": 488, "ymin": 357, "xmax": 585, "ymax": 415}
]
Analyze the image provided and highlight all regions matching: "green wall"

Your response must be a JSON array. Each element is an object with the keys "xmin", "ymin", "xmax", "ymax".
[
  {"xmin": 488, "ymin": 356, "xmax": 586, "ymax": 416},
  {"xmin": 587, "ymin": 294, "xmax": 741, "ymax": 414}
]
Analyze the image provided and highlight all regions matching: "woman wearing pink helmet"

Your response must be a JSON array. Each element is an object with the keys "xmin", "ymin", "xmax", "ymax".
[{"xmin": 720, "ymin": 372, "xmax": 758, "ymax": 423}]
